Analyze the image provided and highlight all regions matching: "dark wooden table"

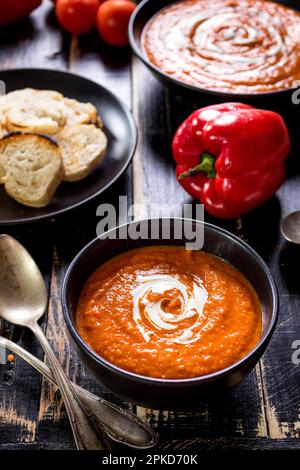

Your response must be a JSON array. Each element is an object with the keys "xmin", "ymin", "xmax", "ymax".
[{"xmin": 0, "ymin": 0, "xmax": 300, "ymax": 451}]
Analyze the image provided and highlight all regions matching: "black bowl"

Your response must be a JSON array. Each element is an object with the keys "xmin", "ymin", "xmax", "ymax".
[
  {"xmin": 62, "ymin": 218, "xmax": 278, "ymax": 410},
  {"xmin": 129, "ymin": 0, "xmax": 298, "ymax": 113}
]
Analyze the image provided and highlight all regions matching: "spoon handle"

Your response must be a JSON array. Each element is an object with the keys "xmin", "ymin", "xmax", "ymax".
[
  {"xmin": 30, "ymin": 322, "xmax": 112, "ymax": 450},
  {"xmin": 0, "ymin": 336, "xmax": 157, "ymax": 448}
]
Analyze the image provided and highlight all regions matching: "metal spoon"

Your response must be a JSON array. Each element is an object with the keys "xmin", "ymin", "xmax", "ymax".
[
  {"xmin": 0, "ymin": 234, "xmax": 114, "ymax": 449},
  {"xmin": 281, "ymin": 211, "xmax": 300, "ymax": 244},
  {"xmin": 0, "ymin": 335, "xmax": 157, "ymax": 448}
]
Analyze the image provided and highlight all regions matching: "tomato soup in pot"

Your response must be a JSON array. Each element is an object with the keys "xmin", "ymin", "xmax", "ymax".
[
  {"xmin": 76, "ymin": 246, "xmax": 262, "ymax": 379},
  {"xmin": 142, "ymin": 0, "xmax": 300, "ymax": 94}
]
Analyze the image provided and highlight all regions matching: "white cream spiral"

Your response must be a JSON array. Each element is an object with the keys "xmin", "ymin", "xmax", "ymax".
[
  {"xmin": 143, "ymin": 0, "xmax": 300, "ymax": 92},
  {"xmin": 132, "ymin": 273, "xmax": 208, "ymax": 344}
]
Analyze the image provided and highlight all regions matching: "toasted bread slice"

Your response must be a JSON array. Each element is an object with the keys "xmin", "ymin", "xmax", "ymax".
[
  {"xmin": 63, "ymin": 98, "xmax": 98, "ymax": 126},
  {"xmin": 0, "ymin": 88, "xmax": 63, "ymax": 112},
  {"xmin": 56, "ymin": 124, "xmax": 107, "ymax": 182},
  {"xmin": 0, "ymin": 89, "xmax": 36, "ymax": 109},
  {"xmin": 3, "ymin": 88, "xmax": 63, "ymax": 101},
  {"xmin": 6, "ymin": 89, "xmax": 66, "ymax": 134},
  {"xmin": 0, "ymin": 133, "xmax": 63, "ymax": 207}
]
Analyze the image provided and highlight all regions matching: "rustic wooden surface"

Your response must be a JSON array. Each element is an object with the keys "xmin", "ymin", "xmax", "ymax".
[{"xmin": 0, "ymin": 0, "xmax": 300, "ymax": 451}]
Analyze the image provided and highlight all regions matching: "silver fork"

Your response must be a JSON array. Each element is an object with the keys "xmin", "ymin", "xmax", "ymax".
[{"xmin": 0, "ymin": 334, "xmax": 157, "ymax": 449}]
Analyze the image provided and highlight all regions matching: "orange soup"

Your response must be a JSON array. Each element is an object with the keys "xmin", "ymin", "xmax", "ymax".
[
  {"xmin": 76, "ymin": 246, "xmax": 262, "ymax": 379},
  {"xmin": 142, "ymin": 0, "xmax": 300, "ymax": 93}
]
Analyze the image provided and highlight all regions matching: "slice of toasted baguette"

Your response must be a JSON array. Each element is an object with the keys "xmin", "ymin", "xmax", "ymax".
[
  {"xmin": 1, "ymin": 88, "xmax": 64, "ymax": 113},
  {"xmin": 6, "ymin": 89, "xmax": 66, "ymax": 135},
  {"xmin": 0, "ymin": 133, "xmax": 63, "ymax": 207},
  {"xmin": 63, "ymin": 98, "xmax": 98, "ymax": 126},
  {"xmin": 0, "ymin": 89, "xmax": 38, "ymax": 110},
  {"xmin": 3, "ymin": 88, "xmax": 63, "ymax": 102},
  {"xmin": 56, "ymin": 124, "xmax": 107, "ymax": 182}
]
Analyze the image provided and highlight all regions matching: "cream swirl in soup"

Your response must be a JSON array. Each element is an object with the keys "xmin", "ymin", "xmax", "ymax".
[
  {"xmin": 132, "ymin": 273, "xmax": 209, "ymax": 344},
  {"xmin": 142, "ymin": 0, "xmax": 300, "ymax": 93}
]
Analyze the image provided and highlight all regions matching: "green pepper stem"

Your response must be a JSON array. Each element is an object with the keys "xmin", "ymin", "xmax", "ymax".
[{"xmin": 179, "ymin": 152, "xmax": 216, "ymax": 179}]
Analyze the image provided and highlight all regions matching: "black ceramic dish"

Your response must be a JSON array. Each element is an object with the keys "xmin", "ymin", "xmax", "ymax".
[
  {"xmin": 62, "ymin": 218, "xmax": 278, "ymax": 410},
  {"xmin": 0, "ymin": 69, "xmax": 137, "ymax": 225},
  {"xmin": 129, "ymin": 0, "xmax": 298, "ymax": 113}
]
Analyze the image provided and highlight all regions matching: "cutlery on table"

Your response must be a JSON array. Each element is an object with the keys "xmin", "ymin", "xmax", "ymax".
[
  {"xmin": 0, "ymin": 334, "xmax": 157, "ymax": 449},
  {"xmin": 0, "ymin": 234, "xmax": 156, "ymax": 450},
  {"xmin": 281, "ymin": 211, "xmax": 300, "ymax": 244}
]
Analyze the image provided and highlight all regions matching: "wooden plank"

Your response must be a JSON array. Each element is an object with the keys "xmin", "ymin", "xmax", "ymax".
[
  {"xmin": 158, "ymin": 437, "xmax": 300, "ymax": 450},
  {"xmin": 69, "ymin": 34, "xmax": 131, "ymax": 106},
  {"xmin": 240, "ymin": 179, "xmax": 300, "ymax": 439},
  {"xmin": 0, "ymin": 437, "xmax": 299, "ymax": 451},
  {"xmin": 0, "ymin": 0, "xmax": 64, "ymax": 445},
  {"xmin": 0, "ymin": 2, "xmax": 68, "ymax": 70}
]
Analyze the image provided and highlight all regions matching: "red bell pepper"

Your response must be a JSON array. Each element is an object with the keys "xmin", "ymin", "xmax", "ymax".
[{"xmin": 173, "ymin": 103, "xmax": 290, "ymax": 219}]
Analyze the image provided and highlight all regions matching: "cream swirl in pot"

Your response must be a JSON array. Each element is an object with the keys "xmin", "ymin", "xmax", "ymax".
[{"xmin": 143, "ymin": 0, "xmax": 300, "ymax": 93}]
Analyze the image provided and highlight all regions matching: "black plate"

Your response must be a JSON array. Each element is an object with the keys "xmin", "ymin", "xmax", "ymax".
[{"xmin": 0, "ymin": 69, "xmax": 137, "ymax": 225}]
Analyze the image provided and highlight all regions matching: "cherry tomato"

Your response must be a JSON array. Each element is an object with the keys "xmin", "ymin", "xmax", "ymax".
[
  {"xmin": 56, "ymin": 0, "xmax": 99, "ymax": 35},
  {"xmin": 97, "ymin": 0, "xmax": 136, "ymax": 47},
  {"xmin": 0, "ymin": 0, "xmax": 42, "ymax": 26}
]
